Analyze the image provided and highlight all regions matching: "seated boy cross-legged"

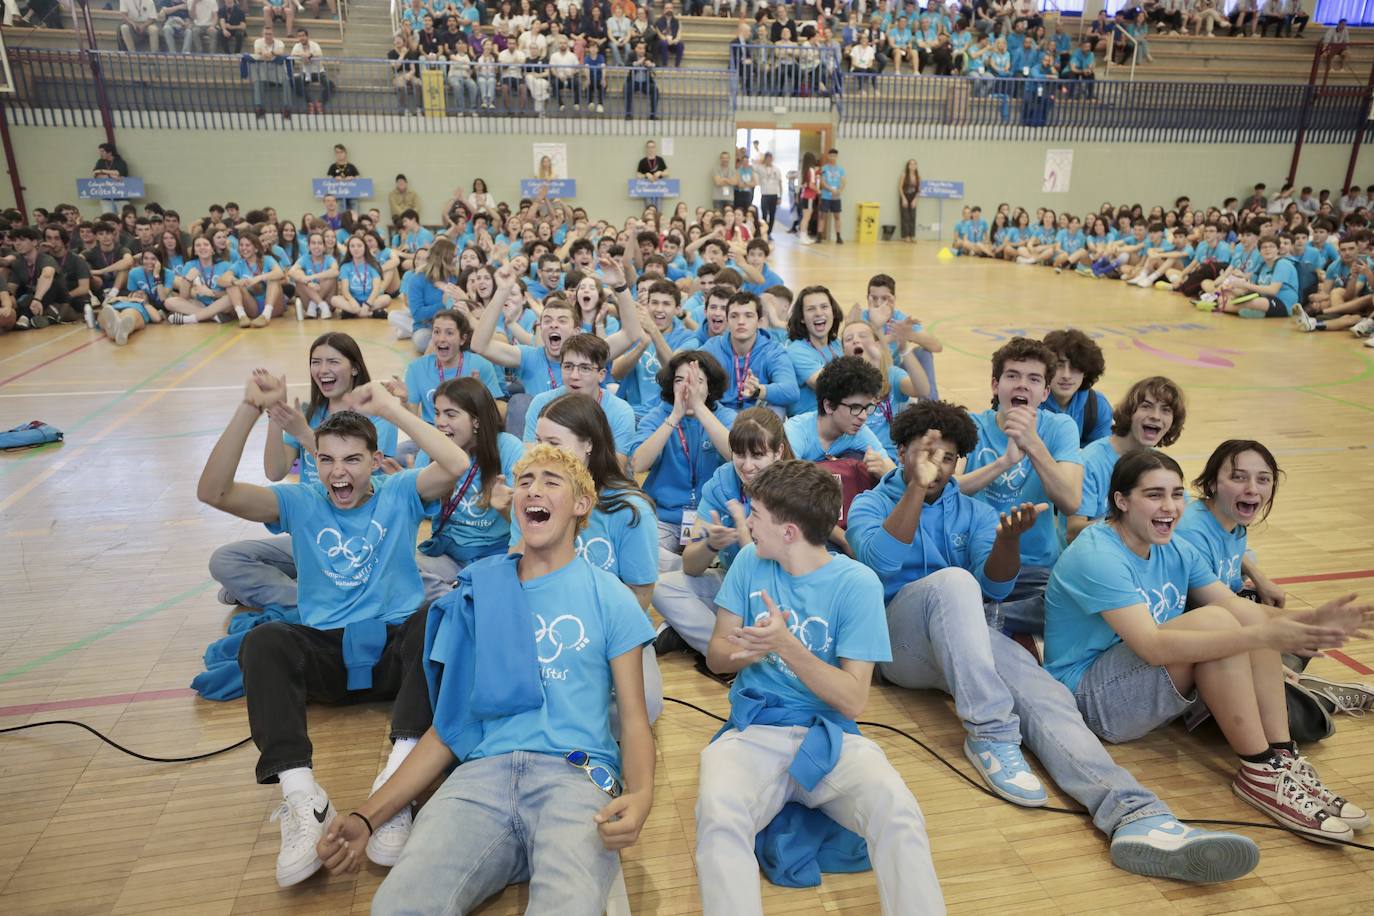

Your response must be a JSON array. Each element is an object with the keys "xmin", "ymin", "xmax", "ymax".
[
  {"xmin": 197, "ymin": 373, "xmax": 468, "ymax": 887},
  {"xmin": 695, "ymin": 460, "xmax": 944, "ymax": 916},
  {"xmin": 847, "ymin": 402, "xmax": 1262, "ymax": 883},
  {"xmin": 319, "ymin": 444, "xmax": 657, "ymax": 915}
]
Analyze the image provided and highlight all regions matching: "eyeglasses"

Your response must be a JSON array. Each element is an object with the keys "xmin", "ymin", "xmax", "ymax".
[
  {"xmin": 565, "ymin": 750, "xmax": 621, "ymax": 798},
  {"xmin": 561, "ymin": 362, "xmax": 600, "ymax": 375},
  {"xmin": 837, "ymin": 400, "xmax": 878, "ymax": 418}
]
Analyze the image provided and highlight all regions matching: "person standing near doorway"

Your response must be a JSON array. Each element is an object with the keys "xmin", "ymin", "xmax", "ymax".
[
  {"xmin": 899, "ymin": 159, "xmax": 920, "ymax": 243},
  {"xmin": 816, "ymin": 147, "xmax": 846, "ymax": 245},
  {"xmin": 756, "ymin": 151, "xmax": 782, "ymax": 241}
]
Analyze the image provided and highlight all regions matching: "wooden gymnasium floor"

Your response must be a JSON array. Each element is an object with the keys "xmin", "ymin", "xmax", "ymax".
[{"xmin": 2, "ymin": 238, "xmax": 1374, "ymax": 916}]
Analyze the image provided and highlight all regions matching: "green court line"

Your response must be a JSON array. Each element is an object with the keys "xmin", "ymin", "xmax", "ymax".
[
  {"xmin": 0, "ymin": 580, "xmax": 214, "ymax": 686},
  {"xmin": 1293, "ymin": 386, "xmax": 1374, "ymax": 415},
  {"xmin": 0, "ymin": 328, "xmax": 234, "ymax": 480}
]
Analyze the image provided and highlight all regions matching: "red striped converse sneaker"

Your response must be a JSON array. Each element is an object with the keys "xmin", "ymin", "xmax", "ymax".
[
  {"xmin": 1278, "ymin": 750, "xmax": 1371, "ymax": 831},
  {"xmin": 1232, "ymin": 760, "xmax": 1353, "ymax": 844}
]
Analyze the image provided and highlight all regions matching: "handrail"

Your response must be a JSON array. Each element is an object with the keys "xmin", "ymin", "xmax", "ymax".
[
  {"xmin": 1103, "ymin": 21, "xmax": 1139, "ymax": 83},
  {"xmin": 389, "ymin": 0, "xmax": 400, "ymax": 41}
]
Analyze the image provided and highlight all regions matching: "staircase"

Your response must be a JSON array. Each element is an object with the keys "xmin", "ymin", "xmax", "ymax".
[
  {"xmin": 342, "ymin": 0, "xmax": 396, "ymax": 58},
  {"xmin": 680, "ymin": 13, "xmax": 742, "ymax": 69}
]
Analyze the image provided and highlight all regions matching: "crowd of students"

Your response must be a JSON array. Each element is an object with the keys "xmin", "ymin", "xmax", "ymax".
[
  {"xmin": 947, "ymin": 184, "xmax": 1374, "ymax": 351},
  {"xmin": 9, "ymin": 176, "xmax": 1374, "ymax": 913}
]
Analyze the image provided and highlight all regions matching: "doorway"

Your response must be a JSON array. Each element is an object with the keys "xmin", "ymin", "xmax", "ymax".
[{"xmin": 735, "ymin": 127, "xmax": 800, "ymax": 226}]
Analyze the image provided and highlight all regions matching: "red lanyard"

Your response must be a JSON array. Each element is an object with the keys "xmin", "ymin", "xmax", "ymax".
[
  {"xmin": 437, "ymin": 352, "xmax": 464, "ymax": 385},
  {"xmin": 732, "ymin": 351, "xmax": 752, "ymax": 398},
  {"xmin": 433, "ymin": 464, "xmax": 479, "ymax": 535},
  {"xmin": 811, "ymin": 339, "xmax": 834, "ymax": 360},
  {"xmin": 877, "ymin": 394, "xmax": 893, "ymax": 424},
  {"xmin": 546, "ymin": 357, "xmax": 560, "ymax": 391},
  {"xmin": 675, "ymin": 423, "xmax": 697, "ymax": 501}
]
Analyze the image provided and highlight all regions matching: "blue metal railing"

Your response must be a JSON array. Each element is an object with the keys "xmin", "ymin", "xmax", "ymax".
[
  {"xmin": 6, "ymin": 47, "xmax": 1370, "ymax": 145},
  {"xmin": 5, "ymin": 49, "xmax": 735, "ymax": 134}
]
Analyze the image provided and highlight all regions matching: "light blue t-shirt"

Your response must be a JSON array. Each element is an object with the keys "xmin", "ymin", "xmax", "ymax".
[
  {"xmin": 523, "ymin": 386, "xmax": 637, "ymax": 456},
  {"xmin": 1041, "ymin": 388, "xmax": 1113, "ymax": 448},
  {"xmin": 510, "ymin": 488, "xmax": 659, "ymax": 587},
  {"xmin": 1044, "ymin": 522, "xmax": 1217, "ymax": 692},
  {"xmin": 401, "ymin": 226, "xmax": 436, "ymax": 252},
  {"xmin": 785, "ymin": 338, "xmax": 842, "ymax": 417},
  {"xmin": 1255, "ymin": 257, "xmax": 1300, "ymax": 312},
  {"xmin": 268, "ymin": 468, "xmax": 437, "ymax": 629},
  {"xmin": 404, "ymin": 351, "xmax": 506, "ymax": 423},
  {"xmin": 785, "ymin": 411, "xmax": 886, "ymax": 461},
  {"xmin": 864, "ymin": 365, "xmax": 915, "ymax": 460},
  {"xmin": 458, "ymin": 557, "xmax": 655, "ymax": 776},
  {"xmin": 285, "ymin": 407, "xmax": 401, "ymax": 486},
  {"xmin": 1173, "ymin": 498, "xmax": 1247, "ymax": 593},
  {"xmin": 293, "ymin": 252, "xmax": 338, "ymax": 277},
  {"xmin": 962, "ymin": 407, "xmax": 1083, "ymax": 567},
  {"xmin": 716, "ymin": 547, "xmax": 892, "ymax": 718},
  {"xmin": 696, "ymin": 462, "xmax": 749, "ymax": 571},
  {"xmin": 1074, "ymin": 436, "xmax": 1124, "ymax": 521},
  {"xmin": 517, "ymin": 344, "xmax": 564, "ymax": 397},
  {"xmin": 420, "ymin": 433, "xmax": 525, "ymax": 563},
  {"xmin": 819, "ymin": 163, "xmax": 845, "ymax": 201},
  {"xmin": 631, "ymin": 402, "xmax": 737, "ymax": 525},
  {"xmin": 339, "ymin": 261, "xmax": 381, "ymax": 302},
  {"xmin": 622, "ymin": 322, "xmax": 699, "ymax": 412}
]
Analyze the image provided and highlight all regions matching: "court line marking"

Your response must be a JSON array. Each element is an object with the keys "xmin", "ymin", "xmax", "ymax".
[
  {"xmin": 0, "ymin": 338, "xmax": 97, "ymax": 388},
  {"xmin": 0, "ymin": 687, "xmax": 197, "ymax": 720},
  {"xmin": 1271, "ymin": 569, "xmax": 1374, "ymax": 585},
  {"xmin": 1326, "ymin": 650, "xmax": 1374, "ymax": 676},
  {"xmin": 0, "ymin": 332, "xmax": 245, "ymax": 512},
  {"xmin": 0, "ymin": 327, "xmax": 85, "ymax": 366},
  {"xmin": 0, "ymin": 580, "xmax": 214, "ymax": 686},
  {"xmin": 0, "ymin": 382, "xmax": 311, "ymax": 399}
]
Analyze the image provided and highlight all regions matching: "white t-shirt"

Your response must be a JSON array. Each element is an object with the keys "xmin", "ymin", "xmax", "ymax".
[
  {"xmin": 254, "ymin": 37, "xmax": 286, "ymax": 58},
  {"xmin": 121, "ymin": 0, "xmax": 157, "ymax": 21},
  {"xmin": 499, "ymin": 47, "xmax": 526, "ymax": 79},
  {"xmin": 756, "ymin": 162, "xmax": 783, "ymax": 195},
  {"xmin": 291, "ymin": 39, "xmax": 324, "ymax": 74},
  {"xmin": 849, "ymin": 43, "xmax": 876, "ymax": 69},
  {"xmin": 549, "ymin": 49, "xmax": 580, "ymax": 78}
]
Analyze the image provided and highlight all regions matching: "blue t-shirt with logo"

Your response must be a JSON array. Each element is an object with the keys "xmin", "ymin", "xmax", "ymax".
[
  {"xmin": 785, "ymin": 338, "xmax": 843, "ymax": 417},
  {"xmin": 268, "ymin": 468, "xmax": 437, "ymax": 629},
  {"xmin": 716, "ymin": 547, "xmax": 891, "ymax": 718},
  {"xmin": 819, "ymin": 164, "xmax": 845, "ymax": 201},
  {"xmin": 962, "ymin": 407, "xmax": 1083, "ymax": 567},
  {"xmin": 510, "ymin": 488, "xmax": 659, "ymax": 587},
  {"xmin": 695, "ymin": 462, "xmax": 749, "ymax": 572},
  {"xmin": 1254, "ymin": 257, "xmax": 1300, "ymax": 312},
  {"xmin": 631, "ymin": 402, "xmax": 737, "ymax": 525},
  {"xmin": 419, "ymin": 433, "xmax": 525, "ymax": 563},
  {"xmin": 404, "ymin": 352, "xmax": 506, "ymax": 423},
  {"xmin": 453, "ymin": 557, "xmax": 654, "ymax": 775},
  {"xmin": 339, "ymin": 261, "xmax": 381, "ymax": 302},
  {"xmin": 1044, "ymin": 522, "xmax": 1218, "ymax": 692},
  {"xmin": 1074, "ymin": 435, "xmax": 1123, "ymax": 521},
  {"xmin": 1173, "ymin": 498, "xmax": 1247, "ymax": 593}
]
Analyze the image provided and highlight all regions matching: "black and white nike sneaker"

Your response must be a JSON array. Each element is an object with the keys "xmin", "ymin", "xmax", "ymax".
[{"xmin": 271, "ymin": 787, "xmax": 335, "ymax": 887}]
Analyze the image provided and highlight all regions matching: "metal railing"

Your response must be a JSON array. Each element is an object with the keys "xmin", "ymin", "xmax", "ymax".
[
  {"xmin": 836, "ymin": 72, "xmax": 1369, "ymax": 143},
  {"xmin": 729, "ymin": 42, "xmax": 844, "ymax": 106},
  {"xmin": 5, "ymin": 48, "xmax": 735, "ymax": 134},
  {"xmin": 1103, "ymin": 22, "xmax": 1140, "ymax": 82}
]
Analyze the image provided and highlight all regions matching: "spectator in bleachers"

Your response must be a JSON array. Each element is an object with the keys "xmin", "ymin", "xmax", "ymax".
[
  {"xmin": 389, "ymin": 32, "xmax": 424, "ymax": 115},
  {"xmin": 550, "ymin": 35, "xmax": 585, "ymax": 110},
  {"xmin": 1011, "ymin": 0, "xmax": 1040, "ymax": 31},
  {"xmin": 625, "ymin": 38, "xmax": 660, "ymax": 119},
  {"xmin": 1228, "ymin": 0, "xmax": 1256, "ymax": 36},
  {"xmin": 251, "ymin": 23, "xmax": 290, "ymax": 119},
  {"xmin": 157, "ymin": 0, "xmax": 191, "ymax": 51},
  {"xmin": 848, "ymin": 29, "xmax": 878, "ymax": 86},
  {"xmin": 608, "ymin": 3, "xmax": 634, "ymax": 63},
  {"xmin": 448, "ymin": 41, "xmax": 481, "ymax": 115},
  {"xmin": 1191, "ymin": 0, "xmax": 1226, "ymax": 35},
  {"xmin": 1323, "ymin": 19, "xmax": 1352, "ymax": 73},
  {"xmin": 120, "ymin": 0, "xmax": 163, "ymax": 52},
  {"xmin": 656, "ymin": 2, "xmax": 684, "ymax": 68},
  {"xmin": 218, "ymin": 0, "xmax": 247, "ymax": 53},
  {"xmin": 262, "ymin": 0, "xmax": 294, "ymax": 43},
  {"xmin": 1283, "ymin": 0, "xmax": 1309, "ymax": 36},
  {"xmin": 292, "ymin": 28, "xmax": 328, "ymax": 114},
  {"xmin": 182, "ymin": 0, "xmax": 218, "ymax": 52}
]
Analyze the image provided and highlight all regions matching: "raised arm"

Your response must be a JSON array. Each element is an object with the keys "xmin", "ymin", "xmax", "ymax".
[
  {"xmin": 598, "ymin": 254, "xmax": 644, "ymax": 360},
  {"xmin": 343, "ymin": 381, "xmax": 468, "ymax": 502},
  {"xmin": 197, "ymin": 371, "xmax": 286, "ymax": 524},
  {"xmin": 470, "ymin": 270, "xmax": 524, "ymax": 366}
]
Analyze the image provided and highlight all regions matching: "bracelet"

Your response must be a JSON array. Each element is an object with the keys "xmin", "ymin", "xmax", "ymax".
[
  {"xmin": 349, "ymin": 811, "xmax": 374, "ymax": 835},
  {"xmin": 613, "ymin": 284, "xmax": 629, "ymax": 294}
]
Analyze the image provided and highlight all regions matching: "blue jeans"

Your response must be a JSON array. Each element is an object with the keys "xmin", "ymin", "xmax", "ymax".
[
  {"xmin": 1074, "ymin": 640, "xmax": 1196, "ymax": 745},
  {"xmin": 881, "ymin": 568, "xmax": 1171, "ymax": 837},
  {"xmin": 986, "ymin": 563, "xmax": 1050, "ymax": 633},
  {"xmin": 373, "ymin": 751, "xmax": 621, "ymax": 916}
]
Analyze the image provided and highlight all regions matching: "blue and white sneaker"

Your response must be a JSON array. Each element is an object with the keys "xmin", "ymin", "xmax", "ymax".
[
  {"xmin": 963, "ymin": 738, "xmax": 1047, "ymax": 807},
  {"xmin": 1110, "ymin": 815, "xmax": 1260, "ymax": 884}
]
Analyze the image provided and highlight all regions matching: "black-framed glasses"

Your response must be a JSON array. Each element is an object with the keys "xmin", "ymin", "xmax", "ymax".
[
  {"xmin": 837, "ymin": 400, "xmax": 878, "ymax": 418},
  {"xmin": 565, "ymin": 749, "xmax": 622, "ymax": 798}
]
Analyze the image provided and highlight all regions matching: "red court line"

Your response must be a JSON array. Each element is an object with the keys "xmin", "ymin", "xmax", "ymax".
[
  {"xmin": 0, "ymin": 338, "xmax": 96, "ymax": 388},
  {"xmin": 1272, "ymin": 569, "xmax": 1374, "ymax": 586},
  {"xmin": 1327, "ymin": 650, "xmax": 1374, "ymax": 676},
  {"xmin": 0, "ymin": 686, "xmax": 196, "ymax": 719}
]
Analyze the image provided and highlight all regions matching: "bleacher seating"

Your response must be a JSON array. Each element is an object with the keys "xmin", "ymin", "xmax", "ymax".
[{"xmin": 3, "ymin": 6, "xmax": 345, "ymax": 53}]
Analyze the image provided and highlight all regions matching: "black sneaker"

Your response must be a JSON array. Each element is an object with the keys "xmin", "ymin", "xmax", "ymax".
[
  {"xmin": 653, "ymin": 623, "xmax": 691, "ymax": 656},
  {"xmin": 694, "ymin": 654, "xmax": 735, "ymax": 688}
]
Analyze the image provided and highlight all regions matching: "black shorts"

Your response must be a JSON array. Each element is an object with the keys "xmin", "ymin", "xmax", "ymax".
[{"xmin": 819, "ymin": 198, "xmax": 841, "ymax": 213}]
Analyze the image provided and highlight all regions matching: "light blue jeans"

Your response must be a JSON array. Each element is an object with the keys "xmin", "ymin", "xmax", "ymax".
[
  {"xmin": 652, "ymin": 567, "xmax": 724, "ymax": 655},
  {"xmin": 881, "ymin": 568, "xmax": 1171, "ymax": 837},
  {"xmin": 209, "ymin": 534, "xmax": 297, "ymax": 609},
  {"xmin": 373, "ymin": 751, "xmax": 621, "ymax": 916}
]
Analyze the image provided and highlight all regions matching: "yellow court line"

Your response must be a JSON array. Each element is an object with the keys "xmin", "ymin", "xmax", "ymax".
[{"xmin": 0, "ymin": 333, "xmax": 246, "ymax": 515}]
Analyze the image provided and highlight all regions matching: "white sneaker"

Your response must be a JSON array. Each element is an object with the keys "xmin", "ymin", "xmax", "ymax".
[
  {"xmin": 364, "ymin": 773, "xmax": 413, "ymax": 867},
  {"xmin": 1016, "ymin": 256, "xmax": 1035, "ymax": 265},
  {"xmin": 270, "ymin": 787, "xmax": 335, "ymax": 888},
  {"xmin": 294, "ymin": 297, "xmax": 304, "ymax": 321},
  {"xmin": 1351, "ymin": 316, "xmax": 1374, "ymax": 338},
  {"xmin": 1293, "ymin": 309, "xmax": 1318, "ymax": 332},
  {"xmin": 596, "ymin": 103, "xmax": 604, "ymax": 112},
  {"xmin": 319, "ymin": 303, "xmax": 333, "ymax": 320},
  {"xmin": 305, "ymin": 300, "xmax": 319, "ymax": 319},
  {"xmin": 83, "ymin": 302, "xmax": 95, "ymax": 329},
  {"xmin": 113, "ymin": 311, "xmax": 134, "ymax": 346},
  {"xmin": 798, "ymin": 234, "xmax": 815, "ymax": 245}
]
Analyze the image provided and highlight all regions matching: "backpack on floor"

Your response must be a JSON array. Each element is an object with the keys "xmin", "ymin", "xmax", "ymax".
[{"xmin": 0, "ymin": 421, "xmax": 63, "ymax": 451}]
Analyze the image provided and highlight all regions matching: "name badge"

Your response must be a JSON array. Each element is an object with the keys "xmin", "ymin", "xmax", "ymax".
[{"xmin": 679, "ymin": 508, "xmax": 698, "ymax": 546}]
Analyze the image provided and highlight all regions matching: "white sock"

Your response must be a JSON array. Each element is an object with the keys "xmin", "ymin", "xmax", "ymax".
[
  {"xmin": 260, "ymin": 305, "xmax": 274, "ymax": 320},
  {"xmin": 279, "ymin": 766, "xmax": 317, "ymax": 798},
  {"xmin": 181, "ymin": 314, "xmax": 199, "ymax": 324},
  {"xmin": 376, "ymin": 738, "xmax": 419, "ymax": 788},
  {"xmin": 234, "ymin": 303, "xmax": 248, "ymax": 320}
]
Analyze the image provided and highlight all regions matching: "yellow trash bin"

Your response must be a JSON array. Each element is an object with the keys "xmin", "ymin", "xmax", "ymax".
[{"xmin": 856, "ymin": 202, "xmax": 880, "ymax": 244}]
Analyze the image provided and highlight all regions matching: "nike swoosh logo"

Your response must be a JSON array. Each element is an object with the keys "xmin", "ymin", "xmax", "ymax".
[{"xmin": 313, "ymin": 806, "xmax": 329, "ymax": 824}]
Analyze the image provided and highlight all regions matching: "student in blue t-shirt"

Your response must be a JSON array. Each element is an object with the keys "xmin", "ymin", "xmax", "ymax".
[
  {"xmin": 319, "ymin": 444, "xmax": 656, "ymax": 913},
  {"xmin": 228, "ymin": 229, "xmax": 286, "ymax": 328},
  {"xmin": 332, "ymin": 236, "xmax": 391, "ymax": 319},
  {"xmin": 1219, "ymin": 236, "xmax": 1300, "ymax": 318},
  {"xmin": 784, "ymin": 285, "xmax": 845, "ymax": 416},
  {"xmin": 783, "ymin": 355, "xmax": 893, "ymax": 468},
  {"xmin": 198, "ymin": 374, "xmax": 466, "ymax": 888},
  {"xmin": 165, "ymin": 235, "xmax": 238, "ymax": 325},
  {"xmin": 610, "ymin": 279, "xmax": 700, "ymax": 418},
  {"xmin": 1041, "ymin": 328, "xmax": 1112, "ymax": 447},
  {"xmin": 840, "ymin": 318, "xmax": 930, "ymax": 459},
  {"xmin": 399, "ymin": 309, "xmax": 505, "ymax": 426},
  {"xmin": 847, "ymin": 402, "xmax": 1264, "ymax": 881},
  {"xmin": 816, "ymin": 147, "xmax": 846, "ymax": 245},
  {"xmin": 287, "ymin": 230, "xmax": 339, "ymax": 320},
  {"xmin": 414, "ymin": 377, "xmax": 526, "ymax": 604},
  {"xmin": 1066, "ymin": 376, "xmax": 1186, "ymax": 544},
  {"xmin": 958, "ymin": 337, "xmax": 1084, "ymax": 631},
  {"xmin": 701, "ymin": 290, "xmax": 799, "ymax": 413},
  {"xmin": 100, "ymin": 248, "xmax": 172, "ymax": 345},
  {"xmin": 694, "ymin": 460, "xmax": 943, "ymax": 914},
  {"xmin": 1044, "ymin": 449, "xmax": 1373, "ymax": 843},
  {"xmin": 631, "ymin": 351, "xmax": 736, "ymax": 566},
  {"xmin": 522, "ymin": 333, "xmax": 638, "ymax": 460},
  {"xmin": 652, "ymin": 408, "xmax": 792, "ymax": 656},
  {"xmin": 738, "ymin": 238, "xmax": 786, "ymax": 296},
  {"xmin": 1164, "ymin": 219, "xmax": 1232, "ymax": 292},
  {"xmin": 1051, "ymin": 215, "xmax": 1090, "ymax": 272},
  {"xmin": 209, "ymin": 333, "xmax": 401, "ymax": 614},
  {"xmin": 396, "ymin": 209, "xmax": 434, "ymax": 256},
  {"xmin": 954, "ymin": 205, "xmax": 994, "ymax": 258}
]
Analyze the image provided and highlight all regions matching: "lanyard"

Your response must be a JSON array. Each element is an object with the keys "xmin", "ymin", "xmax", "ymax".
[
  {"xmin": 732, "ymin": 351, "xmax": 752, "ymax": 401},
  {"xmin": 546, "ymin": 357, "xmax": 560, "ymax": 391},
  {"xmin": 811, "ymin": 339, "xmax": 835, "ymax": 361},
  {"xmin": 877, "ymin": 394, "xmax": 893, "ymax": 424},
  {"xmin": 437, "ymin": 352, "xmax": 464, "ymax": 385},
  {"xmin": 433, "ymin": 464, "xmax": 479, "ymax": 535},
  {"xmin": 675, "ymin": 422, "xmax": 696, "ymax": 502}
]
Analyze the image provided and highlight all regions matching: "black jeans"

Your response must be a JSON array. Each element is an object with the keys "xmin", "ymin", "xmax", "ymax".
[
  {"xmin": 899, "ymin": 200, "xmax": 917, "ymax": 239},
  {"xmin": 240, "ymin": 608, "xmax": 433, "ymax": 783},
  {"xmin": 761, "ymin": 193, "xmax": 779, "ymax": 235}
]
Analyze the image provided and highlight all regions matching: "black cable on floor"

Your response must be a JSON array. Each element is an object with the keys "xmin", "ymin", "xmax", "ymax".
[{"xmin": 0, "ymin": 719, "xmax": 252, "ymax": 762}]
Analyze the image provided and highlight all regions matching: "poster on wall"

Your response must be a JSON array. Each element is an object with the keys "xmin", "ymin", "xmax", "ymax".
[
  {"xmin": 1043, "ymin": 149, "xmax": 1073, "ymax": 194},
  {"xmin": 532, "ymin": 143, "xmax": 569, "ymax": 179}
]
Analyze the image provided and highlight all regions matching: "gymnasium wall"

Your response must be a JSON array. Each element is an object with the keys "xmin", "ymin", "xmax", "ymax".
[{"xmin": 6, "ymin": 125, "xmax": 1373, "ymax": 229}]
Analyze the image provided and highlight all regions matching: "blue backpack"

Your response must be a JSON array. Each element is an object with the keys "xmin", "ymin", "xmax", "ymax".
[{"xmin": 0, "ymin": 421, "xmax": 63, "ymax": 450}]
